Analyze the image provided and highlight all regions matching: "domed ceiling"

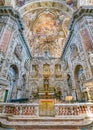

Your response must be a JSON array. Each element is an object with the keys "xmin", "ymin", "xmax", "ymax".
[{"xmin": 19, "ymin": 1, "xmax": 74, "ymax": 58}]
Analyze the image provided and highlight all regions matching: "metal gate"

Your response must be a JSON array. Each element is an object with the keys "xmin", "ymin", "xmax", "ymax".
[{"xmin": 39, "ymin": 99, "xmax": 55, "ymax": 116}]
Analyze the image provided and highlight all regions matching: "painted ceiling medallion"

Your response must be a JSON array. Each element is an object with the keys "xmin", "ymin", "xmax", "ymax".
[{"xmin": 33, "ymin": 12, "xmax": 59, "ymax": 43}]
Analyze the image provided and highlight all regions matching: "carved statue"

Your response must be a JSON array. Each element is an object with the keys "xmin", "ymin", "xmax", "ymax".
[
  {"xmin": 67, "ymin": 75, "xmax": 72, "ymax": 88},
  {"xmin": 62, "ymin": 59, "xmax": 68, "ymax": 70},
  {"xmin": 70, "ymin": 43, "xmax": 78, "ymax": 60},
  {"xmin": 70, "ymin": 43, "xmax": 77, "ymax": 52},
  {"xmin": 7, "ymin": 67, "xmax": 18, "ymax": 99},
  {"xmin": 77, "ymin": 69, "xmax": 86, "ymax": 92},
  {"xmin": 24, "ymin": 59, "xmax": 30, "ymax": 71},
  {"xmin": 14, "ymin": 44, "xmax": 23, "ymax": 60},
  {"xmin": 88, "ymin": 51, "xmax": 93, "ymax": 66},
  {"xmin": 0, "ymin": 51, "xmax": 4, "ymax": 71},
  {"xmin": 79, "ymin": 71, "xmax": 86, "ymax": 82}
]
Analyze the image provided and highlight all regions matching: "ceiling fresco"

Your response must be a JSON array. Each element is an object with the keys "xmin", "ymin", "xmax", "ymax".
[
  {"xmin": 20, "ymin": 1, "xmax": 73, "ymax": 58},
  {"xmin": 33, "ymin": 12, "xmax": 59, "ymax": 40}
]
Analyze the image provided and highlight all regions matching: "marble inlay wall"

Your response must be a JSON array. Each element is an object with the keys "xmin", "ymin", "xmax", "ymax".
[
  {"xmin": 0, "ymin": 7, "xmax": 31, "ymax": 102},
  {"xmin": 62, "ymin": 6, "xmax": 93, "ymax": 102}
]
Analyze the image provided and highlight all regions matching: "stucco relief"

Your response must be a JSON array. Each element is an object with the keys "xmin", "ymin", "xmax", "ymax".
[
  {"xmin": 0, "ymin": 51, "xmax": 5, "ymax": 71},
  {"xmin": 24, "ymin": 59, "xmax": 30, "ymax": 71},
  {"xmin": 88, "ymin": 51, "xmax": 93, "ymax": 66},
  {"xmin": 70, "ymin": 43, "xmax": 79, "ymax": 61},
  {"xmin": 14, "ymin": 44, "xmax": 23, "ymax": 61},
  {"xmin": 62, "ymin": 59, "xmax": 68, "ymax": 71}
]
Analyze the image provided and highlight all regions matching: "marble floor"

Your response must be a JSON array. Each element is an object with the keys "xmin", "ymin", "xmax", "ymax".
[{"xmin": 0, "ymin": 128, "xmax": 13, "ymax": 130}]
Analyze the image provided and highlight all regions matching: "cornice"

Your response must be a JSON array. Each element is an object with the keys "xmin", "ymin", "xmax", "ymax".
[
  {"xmin": 0, "ymin": 6, "xmax": 24, "ymax": 30},
  {"xmin": 69, "ymin": 6, "xmax": 93, "ymax": 31}
]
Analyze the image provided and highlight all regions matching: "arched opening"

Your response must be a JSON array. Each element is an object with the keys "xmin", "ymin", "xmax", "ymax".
[
  {"xmin": 67, "ymin": 74, "xmax": 72, "ymax": 95},
  {"xmin": 7, "ymin": 65, "xmax": 19, "ymax": 101},
  {"xmin": 55, "ymin": 64, "xmax": 62, "ymax": 78},
  {"xmin": 54, "ymin": 83, "xmax": 62, "ymax": 100},
  {"xmin": 74, "ymin": 65, "xmax": 88, "ymax": 102},
  {"xmin": 31, "ymin": 82, "xmax": 38, "ymax": 100},
  {"xmin": 17, "ymin": 74, "xmax": 26, "ymax": 99},
  {"xmin": 31, "ymin": 64, "xmax": 38, "ymax": 78}
]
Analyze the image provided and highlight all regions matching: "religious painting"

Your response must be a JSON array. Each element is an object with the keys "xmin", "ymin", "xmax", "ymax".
[{"xmin": 33, "ymin": 12, "xmax": 59, "ymax": 43}]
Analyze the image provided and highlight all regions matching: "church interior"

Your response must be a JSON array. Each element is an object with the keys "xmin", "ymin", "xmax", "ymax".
[{"xmin": 0, "ymin": 0, "xmax": 93, "ymax": 130}]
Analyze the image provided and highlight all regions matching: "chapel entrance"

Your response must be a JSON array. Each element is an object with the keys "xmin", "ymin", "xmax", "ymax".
[{"xmin": 39, "ymin": 99, "xmax": 55, "ymax": 116}]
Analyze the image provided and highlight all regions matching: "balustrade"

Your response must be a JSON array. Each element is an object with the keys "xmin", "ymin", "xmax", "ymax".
[
  {"xmin": 55, "ymin": 103, "xmax": 93, "ymax": 117},
  {"xmin": 0, "ymin": 103, "xmax": 92, "ymax": 118},
  {"xmin": 0, "ymin": 103, "xmax": 39, "ymax": 116}
]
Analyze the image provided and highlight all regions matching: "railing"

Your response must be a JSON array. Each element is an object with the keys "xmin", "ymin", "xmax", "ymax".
[
  {"xmin": 55, "ymin": 103, "xmax": 93, "ymax": 117},
  {"xmin": 0, "ymin": 103, "xmax": 39, "ymax": 116},
  {"xmin": 0, "ymin": 103, "xmax": 93, "ymax": 118}
]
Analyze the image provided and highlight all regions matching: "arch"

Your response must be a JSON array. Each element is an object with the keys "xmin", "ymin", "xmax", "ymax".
[
  {"xmin": 54, "ymin": 82, "xmax": 62, "ymax": 99},
  {"xmin": 19, "ymin": 1, "xmax": 74, "ymax": 17},
  {"xmin": 74, "ymin": 65, "xmax": 88, "ymax": 102},
  {"xmin": 67, "ymin": 74, "xmax": 72, "ymax": 89},
  {"xmin": 7, "ymin": 64, "xmax": 19, "ymax": 101},
  {"xmin": 10, "ymin": 64, "xmax": 19, "ymax": 76},
  {"xmin": 74, "ymin": 65, "xmax": 83, "ymax": 79},
  {"xmin": 54, "ymin": 64, "xmax": 62, "ymax": 78}
]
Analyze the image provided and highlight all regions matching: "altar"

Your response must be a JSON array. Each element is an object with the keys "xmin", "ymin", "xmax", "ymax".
[{"xmin": 39, "ymin": 99, "xmax": 55, "ymax": 116}]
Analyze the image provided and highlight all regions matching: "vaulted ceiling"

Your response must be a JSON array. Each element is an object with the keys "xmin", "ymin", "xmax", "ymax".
[{"xmin": 19, "ymin": 0, "xmax": 74, "ymax": 58}]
